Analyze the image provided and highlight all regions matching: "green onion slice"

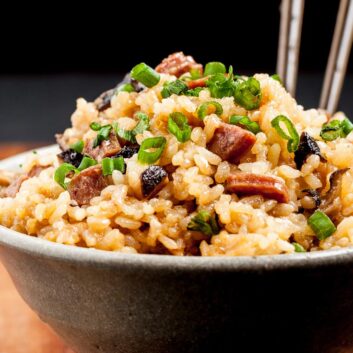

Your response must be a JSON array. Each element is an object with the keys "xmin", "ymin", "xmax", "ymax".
[
  {"xmin": 70, "ymin": 140, "xmax": 84, "ymax": 153},
  {"xmin": 308, "ymin": 210, "xmax": 336, "ymax": 240},
  {"xmin": 206, "ymin": 65, "xmax": 235, "ymax": 98},
  {"xmin": 292, "ymin": 242, "xmax": 306, "ymax": 253},
  {"xmin": 197, "ymin": 101, "xmax": 223, "ymax": 119},
  {"xmin": 93, "ymin": 125, "xmax": 112, "ymax": 148},
  {"xmin": 187, "ymin": 210, "xmax": 220, "ymax": 236},
  {"xmin": 113, "ymin": 113, "xmax": 150, "ymax": 143},
  {"xmin": 131, "ymin": 63, "xmax": 160, "ymax": 88},
  {"xmin": 77, "ymin": 156, "xmax": 97, "ymax": 171},
  {"xmin": 271, "ymin": 115, "xmax": 299, "ymax": 152},
  {"xmin": 234, "ymin": 77, "xmax": 262, "ymax": 110},
  {"xmin": 133, "ymin": 112, "xmax": 150, "ymax": 135},
  {"xmin": 168, "ymin": 112, "xmax": 192, "ymax": 142},
  {"xmin": 320, "ymin": 118, "xmax": 353, "ymax": 141},
  {"xmin": 116, "ymin": 83, "xmax": 135, "ymax": 93},
  {"xmin": 271, "ymin": 74, "xmax": 283, "ymax": 85},
  {"xmin": 229, "ymin": 115, "xmax": 261, "ymax": 134},
  {"xmin": 184, "ymin": 87, "xmax": 203, "ymax": 97},
  {"xmin": 101, "ymin": 156, "xmax": 125, "ymax": 176},
  {"xmin": 90, "ymin": 122, "xmax": 101, "ymax": 131},
  {"xmin": 138, "ymin": 136, "xmax": 167, "ymax": 164},
  {"xmin": 161, "ymin": 80, "xmax": 188, "ymax": 98},
  {"xmin": 204, "ymin": 62, "xmax": 226, "ymax": 76},
  {"xmin": 54, "ymin": 163, "xmax": 78, "ymax": 189}
]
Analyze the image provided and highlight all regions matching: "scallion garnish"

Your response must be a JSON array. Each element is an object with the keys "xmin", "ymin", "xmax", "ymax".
[
  {"xmin": 101, "ymin": 156, "xmax": 125, "ymax": 176},
  {"xmin": 308, "ymin": 210, "xmax": 336, "ymax": 240},
  {"xmin": 90, "ymin": 122, "xmax": 101, "ymax": 131},
  {"xmin": 138, "ymin": 136, "xmax": 167, "ymax": 164},
  {"xmin": 130, "ymin": 63, "xmax": 160, "ymax": 88},
  {"xmin": 204, "ymin": 62, "xmax": 226, "ymax": 76},
  {"xmin": 229, "ymin": 115, "xmax": 261, "ymax": 134},
  {"xmin": 116, "ymin": 83, "xmax": 135, "ymax": 93},
  {"xmin": 234, "ymin": 77, "xmax": 262, "ymax": 110},
  {"xmin": 271, "ymin": 74, "xmax": 283, "ymax": 85},
  {"xmin": 184, "ymin": 87, "xmax": 203, "ymax": 97},
  {"xmin": 292, "ymin": 242, "xmax": 306, "ymax": 253},
  {"xmin": 54, "ymin": 163, "xmax": 78, "ymax": 189},
  {"xmin": 113, "ymin": 113, "xmax": 150, "ymax": 143},
  {"xmin": 93, "ymin": 125, "xmax": 112, "ymax": 148},
  {"xmin": 197, "ymin": 101, "xmax": 223, "ymax": 120},
  {"xmin": 168, "ymin": 112, "xmax": 192, "ymax": 142},
  {"xmin": 70, "ymin": 140, "xmax": 84, "ymax": 154},
  {"xmin": 320, "ymin": 118, "xmax": 353, "ymax": 141},
  {"xmin": 271, "ymin": 115, "xmax": 299, "ymax": 152},
  {"xmin": 206, "ymin": 65, "xmax": 236, "ymax": 98},
  {"xmin": 77, "ymin": 156, "xmax": 97, "ymax": 171},
  {"xmin": 187, "ymin": 210, "xmax": 220, "ymax": 236},
  {"xmin": 161, "ymin": 80, "xmax": 188, "ymax": 98}
]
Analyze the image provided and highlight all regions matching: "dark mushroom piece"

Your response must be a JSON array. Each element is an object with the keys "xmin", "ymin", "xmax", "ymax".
[
  {"xmin": 94, "ymin": 88, "xmax": 115, "ymax": 112},
  {"xmin": 57, "ymin": 149, "xmax": 83, "ymax": 168},
  {"xmin": 141, "ymin": 166, "xmax": 168, "ymax": 199},
  {"xmin": 294, "ymin": 132, "xmax": 324, "ymax": 170},
  {"xmin": 114, "ymin": 145, "xmax": 140, "ymax": 159},
  {"xmin": 319, "ymin": 168, "xmax": 349, "ymax": 224}
]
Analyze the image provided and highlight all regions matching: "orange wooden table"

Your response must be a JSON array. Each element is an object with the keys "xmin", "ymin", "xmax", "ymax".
[{"xmin": 0, "ymin": 143, "xmax": 74, "ymax": 353}]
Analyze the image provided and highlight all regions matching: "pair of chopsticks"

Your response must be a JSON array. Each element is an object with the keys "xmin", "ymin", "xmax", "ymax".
[{"xmin": 277, "ymin": 0, "xmax": 353, "ymax": 114}]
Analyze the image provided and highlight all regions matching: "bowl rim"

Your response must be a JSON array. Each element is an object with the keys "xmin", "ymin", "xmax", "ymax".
[{"xmin": 1, "ymin": 145, "xmax": 353, "ymax": 272}]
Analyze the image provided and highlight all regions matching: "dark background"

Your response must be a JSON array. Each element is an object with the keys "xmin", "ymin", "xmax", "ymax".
[{"xmin": 0, "ymin": 0, "xmax": 352, "ymax": 142}]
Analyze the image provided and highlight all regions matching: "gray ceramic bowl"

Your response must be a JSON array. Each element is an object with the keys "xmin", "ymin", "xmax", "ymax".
[{"xmin": 1, "ymin": 147, "xmax": 353, "ymax": 353}]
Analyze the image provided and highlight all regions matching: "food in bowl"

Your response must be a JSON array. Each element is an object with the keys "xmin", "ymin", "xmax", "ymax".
[{"xmin": 0, "ymin": 52, "xmax": 353, "ymax": 256}]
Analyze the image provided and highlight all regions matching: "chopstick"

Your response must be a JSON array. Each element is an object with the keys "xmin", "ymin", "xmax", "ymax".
[
  {"xmin": 277, "ymin": 0, "xmax": 305, "ymax": 97},
  {"xmin": 319, "ymin": 0, "xmax": 353, "ymax": 114}
]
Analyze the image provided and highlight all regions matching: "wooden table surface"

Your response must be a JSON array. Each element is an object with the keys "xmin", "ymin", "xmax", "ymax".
[{"xmin": 0, "ymin": 143, "xmax": 74, "ymax": 353}]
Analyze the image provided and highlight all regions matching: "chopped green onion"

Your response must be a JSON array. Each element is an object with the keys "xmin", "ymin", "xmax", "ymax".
[
  {"xmin": 320, "ymin": 118, "xmax": 353, "ymax": 141},
  {"xmin": 184, "ymin": 87, "xmax": 203, "ymax": 97},
  {"xmin": 93, "ymin": 125, "xmax": 112, "ymax": 148},
  {"xmin": 77, "ymin": 156, "xmax": 97, "ymax": 171},
  {"xmin": 234, "ymin": 77, "xmax": 262, "ymax": 110},
  {"xmin": 133, "ymin": 112, "xmax": 150, "ymax": 135},
  {"xmin": 187, "ymin": 210, "xmax": 220, "ymax": 236},
  {"xmin": 292, "ymin": 242, "xmax": 306, "ymax": 253},
  {"xmin": 271, "ymin": 74, "xmax": 283, "ymax": 85},
  {"xmin": 229, "ymin": 115, "xmax": 261, "ymax": 134},
  {"xmin": 168, "ymin": 112, "xmax": 192, "ymax": 142},
  {"xmin": 271, "ymin": 115, "xmax": 299, "ymax": 152},
  {"xmin": 70, "ymin": 140, "xmax": 84, "ymax": 153},
  {"xmin": 116, "ymin": 83, "xmax": 135, "ymax": 93},
  {"xmin": 341, "ymin": 118, "xmax": 353, "ymax": 135},
  {"xmin": 308, "ymin": 210, "xmax": 336, "ymax": 240},
  {"xmin": 54, "ymin": 163, "xmax": 78, "ymax": 189},
  {"xmin": 138, "ymin": 136, "xmax": 167, "ymax": 164},
  {"xmin": 161, "ymin": 80, "xmax": 188, "ymax": 98},
  {"xmin": 197, "ymin": 101, "xmax": 223, "ymax": 119},
  {"xmin": 90, "ymin": 122, "xmax": 101, "ymax": 131},
  {"xmin": 113, "ymin": 113, "xmax": 150, "ymax": 144},
  {"xmin": 32, "ymin": 150, "xmax": 37, "ymax": 154},
  {"xmin": 204, "ymin": 62, "xmax": 226, "ymax": 76},
  {"xmin": 101, "ymin": 156, "xmax": 125, "ymax": 176},
  {"xmin": 320, "ymin": 120, "xmax": 342, "ymax": 141},
  {"xmin": 114, "ymin": 123, "xmax": 135, "ymax": 143},
  {"xmin": 130, "ymin": 63, "xmax": 160, "ymax": 88},
  {"xmin": 206, "ymin": 66, "xmax": 235, "ymax": 98}
]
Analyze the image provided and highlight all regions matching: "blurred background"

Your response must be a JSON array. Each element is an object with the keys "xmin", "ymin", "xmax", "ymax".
[{"xmin": 0, "ymin": 0, "xmax": 352, "ymax": 143}]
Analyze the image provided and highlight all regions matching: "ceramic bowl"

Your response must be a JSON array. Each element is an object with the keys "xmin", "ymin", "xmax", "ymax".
[{"xmin": 1, "ymin": 147, "xmax": 353, "ymax": 353}]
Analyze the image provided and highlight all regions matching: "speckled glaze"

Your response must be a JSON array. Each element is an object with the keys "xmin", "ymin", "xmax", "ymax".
[{"xmin": 1, "ymin": 148, "xmax": 353, "ymax": 353}]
